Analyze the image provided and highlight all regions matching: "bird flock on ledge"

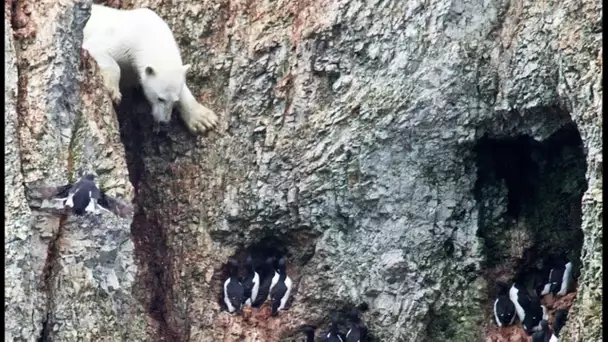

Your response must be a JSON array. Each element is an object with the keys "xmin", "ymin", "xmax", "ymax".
[
  {"xmin": 492, "ymin": 258, "xmax": 575, "ymax": 342},
  {"xmin": 30, "ymin": 173, "xmax": 577, "ymax": 342}
]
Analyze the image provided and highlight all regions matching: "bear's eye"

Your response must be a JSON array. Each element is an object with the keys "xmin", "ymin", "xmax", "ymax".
[{"xmin": 158, "ymin": 97, "xmax": 165, "ymax": 103}]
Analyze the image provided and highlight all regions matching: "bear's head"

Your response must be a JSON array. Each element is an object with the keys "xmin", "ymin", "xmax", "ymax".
[{"xmin": 140, "ymin": 64, "xmax": 191, "ymax": 124}]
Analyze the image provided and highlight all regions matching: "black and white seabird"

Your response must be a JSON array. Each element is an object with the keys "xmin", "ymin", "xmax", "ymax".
[
  {"xmin": 345, "ymin": 308, "xmax": 368, "ymax": 342},
  {"xmin": 493, "ymin": 281, "xmax": 516, "ymax": 327},
  {"xmin": 324, "ymin": 312, "xmax": 345, "ymax": 342},
  {"xmin": 509, "ymin": 280, "xmax": 548, "ymax": 334},
  {"xmin": 251, "ymin": 257, "xmax": 276, "ymax": 308},
  {"xmin": 269, "ymin": 256, "xmax": 293, "ymax": 316},
  {"xmin": 242, "ymin": 255, "xmax": 260, "ymax": 306},
  {"xmin": 509, "ymin": 280, "xmax": 528, "ymax": 324},
  {"xmin": 541, "ymin": 258, "xmax": 574, "ymax": 297},
  {"xmin": 531, "ymin": 319, "xmax": 551, "ymax": 342},
  {"xmin": 223, "ymin": 258, "xmax": 244, "ymax": 314},
  {"xmin": 549, "ymin": 309, "xmax": 568, "ymax": 342},
  {"xmin": 35, "ymin": 173, "xmax": 133, "ymax": 218},
  {"xmin": 525, "ymin": 295, "xmax": 548, "ymax": 334},
  {"xmin": 300, "ymin": 324, "xmax": 317, "ymax": 342}
]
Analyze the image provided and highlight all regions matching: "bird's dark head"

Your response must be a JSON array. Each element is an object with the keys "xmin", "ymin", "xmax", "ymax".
[
  {"xmin": 231, "ymin": 298, "xmax": 243, "ymax": 313},
  {"xmin": 347, "ymin": 308, "xmax": 361, "ymax": 323},
  {"xmin": 227, "ymin": 258, "xmax": 239, "ymax": 275},
  {"xmin": 357, "ymin": 302, "xmax": 370, "ymax": 312},
  {"xmin": 299, "ymin": 324, "xmax": 316, "ymax": 340},
  {"xmin": 531, "ymin": 330, "xmax": 545, "ymax": 342},
  {"xmin": 556, "ymin": 250, "xmax": 570, "ymax": 263},
  {"xmin": 83, "ymin": 174, "xmax": 96, "ymax": 181},
  {"xmin": 265, "ymin": 256, "xmax": 276, "ymax": 269},
  {"xmin": 331, "ymin": 311, "xmax": 340, "ymax": 326},
  {"xmin": 270, "ymin": 299, "xmax": 280, "ymax": 316},
  {"xmin": 300, "ymin": 324, "xmax": 317, "ymax": 333},
  {"xmin": 554, "ymin": 308, "xmax": 569, "ymax": 332},
  {"xmin": 532, "ymin": 274, "xmax": 545, "ymax": 297},
  {"xmin": 522, "ymin": 307, "xmax": 543, "ymax": 335},
  {"xmin": 277, "ymin": 256, "xmax": 287, "ymax": 272},
  {"xmin": 539, "ymin": 319, "xmax": 549, "ymax": 332},
  {"xmin": 495, "ymin": 280, "xmax": 511, "ymax": 295}
]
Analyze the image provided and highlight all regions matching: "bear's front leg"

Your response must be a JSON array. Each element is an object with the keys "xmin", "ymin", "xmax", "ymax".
[
  {"xmin": 178, "ymin": 84, "xmax": 219, "ymax": 134},
  {"xmin": 85, "ymin": 49, "xmax": 123, "ymax": 103}
]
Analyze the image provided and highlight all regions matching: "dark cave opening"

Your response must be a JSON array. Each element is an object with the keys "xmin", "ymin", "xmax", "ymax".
[
  {"xmin": 213, "ymin": 234, "xmax": 315, "ymax": 311},
  {"xmin": 474, "ymin": 122, "xmax": 587, "ymax": 273},
  {"xmin": 474, "ymin": 122, "xmax": 587, "ymax": 337}
]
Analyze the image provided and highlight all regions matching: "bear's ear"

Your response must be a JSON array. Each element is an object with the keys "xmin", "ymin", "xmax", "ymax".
[
  {"xmin": 182, "ymin": 64, "xmax": 191, "ymax": 75},
  {"xmin": 145, "ymin": 66, "xmax": 155, "ymax": 76}
]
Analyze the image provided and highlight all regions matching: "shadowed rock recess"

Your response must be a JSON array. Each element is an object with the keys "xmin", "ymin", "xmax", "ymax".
[
  {"xmin": 475, "ymin": 120, "xmax": 587, "ymax": 275},
  {"xmin": 5, "ymin": 0, "xmax": 601, "ymax": 341}
]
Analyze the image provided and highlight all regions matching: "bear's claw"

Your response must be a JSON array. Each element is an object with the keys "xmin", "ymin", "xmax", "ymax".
[
  {"xmin": 182, "ymin": 103, "xmax": 219, "ymax": 134},
  {"xmin": 99, "ymin": 69, "xmax": 122, "ymax": 103},
  {"xmin": 107, "ymin": 85, "xmax": 122, "ymax": 103}
]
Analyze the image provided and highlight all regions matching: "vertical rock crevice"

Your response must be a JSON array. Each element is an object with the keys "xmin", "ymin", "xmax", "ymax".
[{"xmin": 115, "ymin": 88, "xmax": 181, "ymax": 341}]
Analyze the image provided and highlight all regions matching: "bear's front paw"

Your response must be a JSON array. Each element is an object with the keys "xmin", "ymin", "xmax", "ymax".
[
  {"xmin": 105, "ymin": 82, "xmax": 122, "ymax": 103},
  {"xmin": 99, "ymin": 70, "xmax": 122, "ymax": 103},
  {"xmin": 182, "ymin": 103, "xmax": 219, "ymax": 134}
]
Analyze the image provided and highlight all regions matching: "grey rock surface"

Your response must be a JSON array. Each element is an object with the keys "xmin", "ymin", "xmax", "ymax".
[{"xmin": 5, "ymin": 0, "xmax": 601, "ymax": 341}]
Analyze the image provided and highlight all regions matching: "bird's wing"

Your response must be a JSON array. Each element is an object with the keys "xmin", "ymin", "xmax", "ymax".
[
  {"xmin": 30, "ymin": 184, "xmax": 73, "ymax": 200},
  {"xmin": 90, "ymin": 186, "xmax": 102, "ymax": 200},
  {"xmin": 98, "ymin": 192, "xmax": 134, "ymax": 218},
  {"xmin": 269, "ymin": 282, "xmax": 284, "ymax": 300}
]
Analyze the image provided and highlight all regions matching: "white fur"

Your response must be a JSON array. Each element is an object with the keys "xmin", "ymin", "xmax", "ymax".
[
  {"xmin": 245, "ymin": 271, "xmax": 260, "ymax": 306},
  {"xmin": 83, "ymin": 5, "xmax": 218, "ymax": 134},
  {"xmin": 557, "ymin": 262, "xmax": 573, "ymax": 296},
  {"xmin": 509, "ymin": 285, "xmax": 525, "ymax": 322},
  {"xmin": 549, "ymin": 334, "xmax": 559, "ymax": 342},
  {"xmin": 223, "ymin": 278, "xmax": 236, "ymax": 313},
  {"xmin": 541, "ymin": 305, "xmax": 548, "ymax": 320}
]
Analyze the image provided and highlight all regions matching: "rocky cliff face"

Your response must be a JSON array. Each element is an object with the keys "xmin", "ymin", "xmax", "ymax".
[{"xmin": 5, "ymin": 0, "xmax": 601, "ymax": 341}]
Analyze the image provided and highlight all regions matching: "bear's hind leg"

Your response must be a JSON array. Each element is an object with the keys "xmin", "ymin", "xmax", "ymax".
[
  {"xmin": 86, "ymin": 49, "xmax": 123, "ymax": 103},
  {"xmin": 178, "ymin": 85, "xmax": 219, "ymax": 134}
]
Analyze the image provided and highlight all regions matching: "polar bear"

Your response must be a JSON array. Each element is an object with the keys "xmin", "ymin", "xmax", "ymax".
[{"xmin": 82, "ymin": 4, "xmax": 219, "ymax": 134}]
